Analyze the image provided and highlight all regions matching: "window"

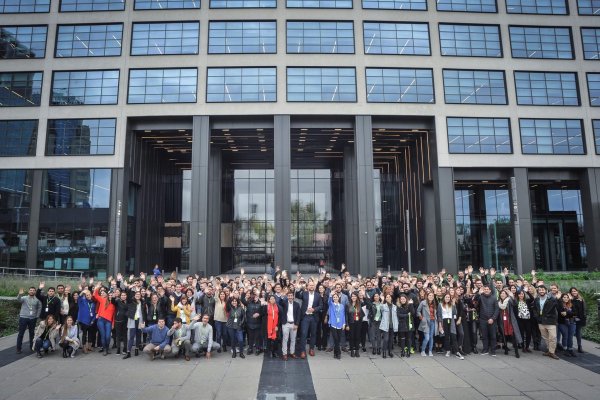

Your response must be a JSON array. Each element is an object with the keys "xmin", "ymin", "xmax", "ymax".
[
  {"xmin": 60, "ymin": 0, "xmax": 125, "ymax": 11},
  {"xmin": 56, "ymin": 24, "xmax": 122, "ymax": 58},
  {"xmin": 509, "ymin": 26, "xmax": 573, "ymax": 59},
  {"xmin": 437, "ymin": 0, "xmax": 497, "ymax": 12},
  {"xmin": 582, "ymin": 28, "xmax": 600, "ymax": 60},
  {"xmin": 362, "ymin": 0, "xmax": 427, "ymax": 9},
  {"xmin": 588, "ymin": 73, "xmax": 600, "ymax": 106},
  {"xmin": 132, "ymin": 22, "xmax": 199, "ymax": 56},
  {"xmin": 206, "ymin": 67, "xmax": 276, "ymax": 102},
  {"xmin": 0, "ymin": 119, "xmax": 37, "ymax": 156},
  {"xmin": 0, "ymin": 0, "xmax": 50, "ymax": 12},
  {"xmin": 287, "ymin": 67, "xmax": 356, "ymax": 102},
  {"xmin": 287, "ymin": 21, "xmax": 352, "ymax": 54},
  {"xmin": 287, "ymin": 0, "xmax": 352, "ymax": 8},
  {"xmin": 0, "ymin": 26, "xmax": 47, "ymax": 58},
  {"xmin": 209, "ymin": 21, "xmax": 275, "ymax": 54},
  {"xmin": 447, "ymin": 117, "xmax": 511, "ymax": 153},
  {"xmin": 51, "ymin": 70, "xmax": 119, "ymax": 105},
  {"xmin": 577, "ymin": 0, "xmax": 600, "ymax": 14},
  {"xmin": 514, "ymin": 71, "xmax": 579, "ymax": 106},
  {"xmin": 593, "ymin": 120, "xmax": 600, "ymax": 154},
  {"xmin": 210, "ymin": 0, "xmax": 275, "ymax": 7},
  {"xmin": 134, "ymin": 0, "xmax": 200, "ymax": 9},
  {"xmin": 0, "ymin": 71, "xmax": 42, "ymax": 106},
  {"xmin": 46, "ymin": 119, "xmax": 116, "ymax": 155},
  {"xmin": 365, "ymin": 68, "xmax": 434, "ymax": 103},
  {"xmin": 363, "ymin": 22, "xmax": 430, "ymax": 55},
  {"xmin": 505, "ymin": 0, "xmax": 567, "ymax": 14},
  {"xmin": 439, "ymin": 24, "xmax": 501, "ymax": 57},
  {"xmin": 520, "ymin": 119, "xmax": 584, "ymax": 154},
  {"xmin": 128, "ymin": 68, "xmax": 197, "ymax": 104},
  {"xmin": 443, "ymin": 69, "xmax": 507, "ymax": 104}
]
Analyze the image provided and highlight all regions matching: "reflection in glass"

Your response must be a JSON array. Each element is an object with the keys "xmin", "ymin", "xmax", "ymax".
[
  {"xmin": 0, "ymin": 170, "xmax": 32, "ymax": 269},
  {"xmin": 1, "ymin": 26, "xmax": 47, "ymax": 58}
]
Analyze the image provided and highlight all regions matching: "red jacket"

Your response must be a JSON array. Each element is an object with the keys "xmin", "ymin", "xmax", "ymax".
[{"xmin": 93, "ymin": 288, "xmax": 116, "ymax": 325}]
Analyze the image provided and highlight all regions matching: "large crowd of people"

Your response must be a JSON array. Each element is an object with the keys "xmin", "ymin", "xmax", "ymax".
[{"xmin": 15, "ymin": 264, "xmax": 587, "ymax": 363}]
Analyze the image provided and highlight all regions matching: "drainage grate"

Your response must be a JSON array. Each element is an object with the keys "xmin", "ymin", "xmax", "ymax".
[{"xmin": 264, "ymin": 394, "xmax": 295, "ymax": 400}]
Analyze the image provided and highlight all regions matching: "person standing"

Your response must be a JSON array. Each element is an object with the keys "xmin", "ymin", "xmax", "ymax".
[
  {"xmin": 93, "ymin": 283, "xmax": 116, "ymax": 356},
  {"xmin": 16, "ymin": 287, "xmax": 41, "ymax": 354},
  {"xmin": 346, "ymin": 292, "xmax": 364, "ymax": 358},
  {"xmin": 327, "ymin": 293, "xmax": 346, "ymax": 360},
  {"xmin": 281, "ymin": 292, "xmax": 300, "ymax": 360},
  {"xmin": 36, "ymin": 282, "xmax": 61, "ymax": 321},
  {"xmin": 557, "ymin": 293, "xmax": 576, "ymax": 357},
  {"xmin": 569, "ymin": 287, "xmax": 586, "ymax": 353},
  {"xmin": 417, "ymin": 292, "xmax": 437, "ymax": 357},
  {"xmin": 226, "ymin": 297, "xmax": 246, "ymax": 359},
  {"xmin": 265, "ymin": 294, "xmax": 282, "ymax": 358},
  {"xmin": 534, "ymin": 285, "xmax": 559, "ymax": 360},
  {"xmin": 298, "ymin": 281, "xmax": 322, "ymax": 359},
  {"xmin": 478, "ymin": 283, "xmax": 499, "ymax": 356},
  {"xmin": 380, "ymin": 293, "xmax": 398, "ymax": 358}
]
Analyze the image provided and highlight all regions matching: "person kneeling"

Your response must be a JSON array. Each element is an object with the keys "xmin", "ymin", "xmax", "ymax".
[
  {"xmin": 142, "ymin": 318, "xmax": 171, "ymax": 360},
  {"xmin": 190, "ymin": 314, "xmax": 220, "ymax": 358},
  {"xmin": 59, "ymin": 316, "xmax": 80, "ymax": 358},
  {"xmin": 168, "ymin": 317, "xmax": 192, "ymax": 361}
]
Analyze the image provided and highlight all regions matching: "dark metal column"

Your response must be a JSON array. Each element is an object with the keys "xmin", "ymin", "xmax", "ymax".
[
  {"xmin": 433, "ymin": 167, "xmax": 458, "ymax": 273},
  {"xmin": 26, "ymin": 169, "xmax": 43, "ymax": 270},
  {"xmin": 354, "ymin": 116, "xmax": 377, "ymax": 276},
  {"xmin": 206, "ymin": 148, "xmax": 222, "ymax": 276},
  {"xmin": 274, "ymin": 115, "xmax": 291, "ymax": 271},
  {"xmin": 511, "ymin": 168, "xmax": 534, "ymax": 273},
  {"xmin": 190, "ymin": 116, "xmax": 210, "ymax": 277},
  {"xmin": 344, "ymin": 146, "xmax": 358, "ymax": 272},
  {"xmin": 108, "ymin": 168, "xmax": 126, "ymax": 276},
  {"xmin": 580, "ymin": 167, "xmax": 600, "ymax": 271}
]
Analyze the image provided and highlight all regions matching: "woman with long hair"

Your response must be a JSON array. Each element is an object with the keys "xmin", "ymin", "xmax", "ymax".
[
  {"xmin": 417, "ymin": 292, "xmax": 437, "ymax": 357},
  {"xmin": 264, "ymin": 294, "xmax": 282, "ymax": 358},
  {"xmin": 327, "ymin": 292, "xmax": 346, "ymax": 360},
  {"xmin": 437, "ymin": 293, "xmax": 464, "ymax": 359},
  {"xmin": 59, "ymin": 315, "xmax": 80, "ymax": 358},
  {"xmin": 515, "ymin": 289, "xmax": 534, "ymax": 353},
  {"xmin": 93, "ymin": 284, "xmax": 116, "ymax": 356},
  {"xmin": 226, "ymin": 297, "xmax": 246, "ymax": 359},
  {"xmin": 123, "ymin": 290, "xmax": 147, "ymax": 359},
  {"xmin": 33, "ymin": 315, "xmax": 60, "ymax": 358},
  {"xmin": 498, "ymin": 289, "xmax": 522, "ymax": 358},
  {"xmin": 366, "ymin": 292, "xmax": 383, "ymax": 355},
  {"xmin": 214, "ymin": 289, "xmax": 229, "ymax": 353},
  {"xmin": 397, "ymin": 294, "xmax": 416, "ymax": 358},
  {"xmin": 569, "ymin": 287, "xmax": 586, "ymax": 353},
  {"xmin": 316, "ymin": 284, "xmax": 329, "ymax": 351},
  {"xmin": 379, "ymin": 293, "xmax": 398, "ymax": 358},
  {"xmin": 77, "ymin": 289, "xmax": 97, "ymax": 354},
  {"xmin": 558, "ymin": 292, "xmax": 577, "ymax": 357},
  {"xmin": 346, "ymin": 291, "xmax": 364, "ymax": 358}
]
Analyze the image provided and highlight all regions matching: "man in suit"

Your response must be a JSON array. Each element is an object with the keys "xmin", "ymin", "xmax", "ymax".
[
  {"xmin": 298, "ymin": 281, "xmax": 322, "ymax": 358},
  {"xmin": 281, "ymin": 292, "xmax": 301, "ymax": 360},
  {"xmin": 534, "ymin": 285, "xmax": 559, "ymax": 360}
]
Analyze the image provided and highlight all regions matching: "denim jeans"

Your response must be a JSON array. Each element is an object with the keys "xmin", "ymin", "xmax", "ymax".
[
  {"xmin": 215, "ymin": 321, "xmax": 229, "ymax": 346},
  {"xmin": 34, "ymin": 338, "xmax": 51, "ymax": 353},
  {"xmin": 558, "ymin": 321, "xmax": 576, "ymax": 350},
  {"xmin": 127, "ymin": 320, "xmax": 141, "ymax": 352},
  {"xmin": 227, "ymin": 327, "xmax": 244, "ymax": 351},
  {"xmin": 17, "ymin": 317, "xmax": 36, "ymax": 351},
  {"xmin": 421, "ymin": 319, "xmax": 435, "ymax": 353},
  {"xmin": 97, "ymin": 317, "xmax": 112, "ymax": 350}
]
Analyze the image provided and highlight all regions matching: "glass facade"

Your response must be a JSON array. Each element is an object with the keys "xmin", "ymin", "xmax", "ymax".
[
  {"xmin": 128, "ymin": 68, "xmax": 197, "ymax": 104},
  {"xmin": 577, "ymin": 0, "xmax": 600, "ymax": 14},
  {"xmin": 363, "ymin": 22, "xmax": 430, "ymax": 55},
  {"xmin": 0, "ymin": 25, "xmax": 47, "ymax": 59},
  {"xmin": 593, "ymin": 120, "xmax": 600, "ymax": 154},
  {"xmin": 505, "ymin": 0, "xmax": 568, "ymax": 14},
  {"xmin": 46, "ymin": 119, "xmax": 116, "ymax": 155},
  {"xmin": 439, "ymin": 24, "xmax": 501, "ymax": 58},
  {"xmin": 0, "ymin": 170, "xmax": 32, "ymax": 269},
  {"xmin": 287, "ymin": 0, "xmax": 352, "ymax": 7},
  {"xmin": 582, "ymin": 28, "xmax": 600, "ymax": 60},
  {"xmin": 531, "ymin": 183, "xmax": 586, "ymax": 271},
  {"xmin": 287, "ymin": 67, "xmax": 356, "ymax": 102},
  {"xmin": 206, "ymin": 67, "xmax": 276, "ymax": 102},
  {"xmin": 51, "ymin": 70, "xmax": 119, "ymax": 105},
  {"xmin": 455, "ymin": 184, "xmax": 514, "ymax": 270},
  {"xmin": 287, "ymin": 21, "xmax": 353, "ymax": 54},
  {"xmin": 0, "ymin": 119, "xmax": 37, "ymax": 156},
  {"xmin": 209, "ymin": 21, "xmax": 275, "ymax": 54},
  {"xmin": 514, "ymin": 71, "xmax": 579, "ymax": 106},
  {"xmin": 134, "ymin": 0, "xmax": 200, "ymax": 8},
  {"xmin": 131, "ymin": 22, "xmax": 199, "ymax": 56},
  {"xmin": 56, "ymin": 24, "xmax": 123, "ymax": 58},
  {"xmin": 59, "ymin": 0, "xmax": 125, "ymax": 11},
  {"xmin": 520, "ymin": 118, "xmax": 585, "ymax": 155},
  {"xmin": 509, "ymin": 26, "xmax": 573, "ymax": 59},
  {"xmin": 0, "ymin": 71, "xmax": 42, "ymax": 107},
  {"xmin": 447, "ymin": 117, "xmax": 511, "ymax": 154},
  {"xmin": 443, "ymin": 69, "xmax": 507, "ymax": 105},
  {"xmin": 365, "ymin": 68, "xmax": 434, "ymax": 103},
  {"xmin": 362, "ymin": 0, "xmax": 427, "ymax": 10},
  {"xmin": 437, "ymin": 0, "xmax": 497, "ymax": 12},
  {"xmin": 0, "ymin": 0, "xmax": 50, "ymax": 12},
  {"xmin": 588, "ymin": 73, "xmax": 600, "ymax": 106},
  {"xmin": 210, "ymin": 0, "xmax": 275, "ymax": 6},
  {"xmin": 39, "ymin": 169, "xmax": 111, "ymax": 276}
]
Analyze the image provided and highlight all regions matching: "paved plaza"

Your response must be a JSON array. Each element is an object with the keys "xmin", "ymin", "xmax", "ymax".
[{"xmin": 0, "ymin": 333, "xmax": 599, "ymax": 400}]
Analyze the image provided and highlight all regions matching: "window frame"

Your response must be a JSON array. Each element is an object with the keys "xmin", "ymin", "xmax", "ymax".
[
  {"xmin": 361, "ymin": 0, "xmax": 428, "ymax": 10},
  {"xmin": 133, "ymin": 0, "xmax": 200, "ymax": 9},
  {"xmin": 286, "ymin": 0, "xmax": 353, "ymax": 9},
  {"xmin": 50, "ymin": 69, "xmax": 120, "ymax": 106},
  {"xmin": 0, "ymin": 119, "xmax": 38, "ymax": 156},
  {"xmin": 0, "ymin": 70, "xmax": 43, "ymax": 107},
  {"xmin": 126, "ymin": 67, "xmax": 198, "ymax": 104},
  {"xmin": 205, "ymin": 66, "xmax": 277, "ymax": 103},
  {"xmin": 446, "ymin": 116, "xmax": 513, "ymax": 154},
  {"xmin": 208, "ymin": 20, "xmax": 277, "ymax": 55},
  {"xmin": 587, "ymin": 72, "xmax": 600, "ymax": 107},
  {"xmin": 442, "ymin": 68, "xmax": 508, "ymax": 105},
  {"xmin": 0, "ymin": 0, "xmax": 50, "ymax": 13},
  {"xmin": 438, "ymin": 22, "xmax": 503, "ymax": 58},
  {"xmin": 513, "ymin": 70, "xmax": 580, "ymax": 107},
  {"xmin": 0, "ymin": 24, "xmax": 48, "ymax": 59},
  {"xmin": 519, "ymin": 118, "xmax": 586, "ymax": 155},
  {"xmin": 54, "ymin": 23, "xmax": 123, "ymax": 58},
  {"xmin": 209, "ymin": 0, "xmax": 276, "ymax": 8},
  {"xmin": 436, "ymin": 0, "xmax": 498, "ymax": 13},
  {"xmin": 581, "ymin": 27, "xmax": 600, "ymax": 61},
  {"xmin": 365, "ymin": 67, "xmax": 435, "ymax": 104},
  {"xmin": 362, "ymin": 21, "xmax": 431, "ymax": 56},
  {"xmin": 286, "ymin": 66, "xmax": 357, "ymax": 103},
  {"xmin": 508, "ymin": 25, "xmax": 574, "ymax": 60},
  {"xmin": 130, "ymin": 20, "xmax": 200, "ymax": 56},
  {"xmin": 505, "ymin": 0, "xmax": 569, "ymax": 15},
  {"xmin": 58, "ymin": 0, "xmax": 126, "ymax": 12},
  {"xmin": 286, "ymin": 20, "xmax": 354, "ymax": 55},
  {"xmin": 45, "ymin": 118, "xmax": 117, "ymax": 156}
]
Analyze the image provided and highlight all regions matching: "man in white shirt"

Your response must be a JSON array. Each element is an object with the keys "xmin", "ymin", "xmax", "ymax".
[{"xmin": 281, "ymin": 292, "xmax": 300, "ymax": 360}]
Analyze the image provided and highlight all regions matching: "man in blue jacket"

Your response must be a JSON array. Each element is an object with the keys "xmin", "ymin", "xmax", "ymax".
[
  {"xmin": 142, "ymin": 318, "xmax": 171, "ymax": 360},
  {"xmin": 297, "ymin": 281, "xmax": 322, "ymax": 358}
]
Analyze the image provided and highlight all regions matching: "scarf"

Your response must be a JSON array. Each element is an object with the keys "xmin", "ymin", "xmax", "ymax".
[
  {"xmin": 517, "ymin": 300, "xmax": 530, "ymax": 319},
  {"xmin": 267, "ymin": 303, "xmax": 279, "ymax": 339},
  {"xmin": 498, "ymin": 297, "xmax": 510, "ymax": 310}
]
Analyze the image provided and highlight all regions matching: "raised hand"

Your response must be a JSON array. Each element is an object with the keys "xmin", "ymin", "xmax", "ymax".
[
  {"xmin": 39, "ymin": 281, "xmax": 45, "ymax": 289},
  {"xmin": 19, "ymin": 288, "xmax": 24, "ymax": 295}
]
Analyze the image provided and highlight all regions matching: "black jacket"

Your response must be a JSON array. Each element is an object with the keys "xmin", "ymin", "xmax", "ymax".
[
  {"xmin": 571, "ymin": 297, "xmax": 586, "ymax": 326},
  {"xmin": 397, "ymin": 304, "xmax": 416, "ymax": 333},
  {"xmin": 281, "ymin": 300, "xmax": 301, "ymax": 325},
  {"xmin": 126, "ymin": 300, "xmax": 148, "ymax": 322},
  {"xmin": 36, "ymin": 289, "xmax": 62, "ymax": 320},
  {"xmin": 244, "ymin": 299, "xmax": 264, "ymax": 330},
  {"xmin": 297, "ymin": 290, "xmax": 323, "ymax": 319},
  {"xmin": 113, "ymin": 299, "xmax": 129, "ymax": 323},
  {"xmin": 145, "ymin": 301, "xmax": 164, "ymax": 324},
  {"xmin": 534, "ymin": 296, "xmax": 558, "ymax": 325},
  {"xmin": 346, "ymin": 302, "xmax": 365, "ymax": 324}
]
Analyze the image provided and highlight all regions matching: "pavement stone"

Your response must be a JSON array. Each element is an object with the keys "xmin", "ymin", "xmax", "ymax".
[
  {"xmin": 387, "ymin": 375, "xmax": 443, "ymax": 398},
  {"xmin": 441, "ymin": 387, "xmax": 488, "ymax": 400},
  {"xmin": 455, "ymin": 370, "xmax": 522, "ymax": 397},
  {"xmin": 524, "ymin": 391, "xmax": 576, "ymax": 400},
  {"xmin": 415, "ymin": 366, "xmax": 470, "ymax": 389},
  {"xmin": 544, "ymin": 379, "xmax": 600, "ymax": 400},
  {"xmin": 347, "ymin": 373, "xmax": 400, "ymax": 398},
  {"xmin": 313, "ymin": 378, "xmax": 360, "ymax": 400}
]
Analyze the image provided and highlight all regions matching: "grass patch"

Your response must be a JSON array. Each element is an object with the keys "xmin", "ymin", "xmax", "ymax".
[
  {"xmin": 0, "ymin": 300, "xmax": 20, "ymax": 338},
  {"xmin": 0, "ymin": 277, "xmax": 82, "ymax": 297}
]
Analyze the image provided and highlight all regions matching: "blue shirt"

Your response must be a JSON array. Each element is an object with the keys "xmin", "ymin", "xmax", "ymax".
[
  {"xmin": 328, "ymin": 299, "xmax": 346, "ymax": 329},
  {"xmin": 143, "ymin": 324, "xmax": 170, "ymax": 349}
]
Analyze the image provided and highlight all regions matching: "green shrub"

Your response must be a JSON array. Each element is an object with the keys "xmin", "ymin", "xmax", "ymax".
[
  {"xmin": 0, "ymin": 300, "xmax": 20, "ymax": 337},
  {"xmin": 581, "ymin": 291, "xmax": 600, "ymax": 344},
  {"xmin": 0, "ymin": 277, "xmax": 81, "ymax": 297}
]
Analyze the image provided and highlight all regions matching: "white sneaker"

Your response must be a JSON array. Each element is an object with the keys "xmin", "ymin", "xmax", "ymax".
[
  {"xmin": 456, "ymin": 352, "xmax": 464, "ymax": 360},
  {"xmin": 428, "ymin": 352, "xmax": 434, "ymax": 357},
  {"xmin": 421, "ymin": 351, "xmax": 427, "ymax": 357},
  {"xmin": 445, "ymin": 351, "xmax": 450, "ymax": 357}
]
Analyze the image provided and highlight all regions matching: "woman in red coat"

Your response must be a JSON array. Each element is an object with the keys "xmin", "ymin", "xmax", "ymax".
[{"xmin": 264, "ymin": 294, "xmax": 282, "ymax": 358}]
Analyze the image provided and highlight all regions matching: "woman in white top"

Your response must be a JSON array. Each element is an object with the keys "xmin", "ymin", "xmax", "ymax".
[
  {"xmin": 59, "ymin": 316, "xmax": 80, "ymax": 358},
  {"xmin": 437, "ymin": 294, "xmax": 463, "ymax": 359}
]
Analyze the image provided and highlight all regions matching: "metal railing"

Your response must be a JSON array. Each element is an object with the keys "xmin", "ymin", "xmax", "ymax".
[{"xmin": 0, "ymin": 267, "xmax": 84, "ymax": 280}]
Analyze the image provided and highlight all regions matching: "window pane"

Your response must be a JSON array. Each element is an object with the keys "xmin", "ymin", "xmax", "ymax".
[
  {"xmin": 209, "ymin": 21, "xmax": 275, "ymax": 54},
  {"xmin": 59, "ymin": 0, "xmax": 125, "ymax": 11},
  {"xmin": 210, "ymin": 0, "xmax": 276, "ymax": 7},
  {"xmin": 0, "ymin": 71, "xmax": 43, "ymax": 106},
  {"xmin": 0, "ymin": 25, "xmax": 47, "ymax": 58},
  {"xmin": 447, "ymin": 117, "xmax": 511, "ymax": 154},
  {"xmin": 207, "ymin": 67, "xmax": 276, "ymax": 102},
  {"xmin": 443, "ymin": 69, "xmax": 507, "ymax": 104},
  {"xmin": 509, "ymin": 26, "xmax": 573, "ymax": 59},
  {"xmin": 46, "ymin": 119, "xmax": 116, "ymax": 155},
  {"xmin": 0, "ymin": 119, "xmax": 37, "ymax": 156},
  {"xmin": 588, "ymin": 73, "xmax": 600, "ymax": 106},
  {"xmin": 514, "ymin": 71, "xmax": 579, "ymax": 106},
  {"xmin": 362, "ymin": 0, "xmax": 427, "ymax": 9},
  {"xmin": 287, "ymin": 21, "xmax": 353, "ymax": 54},
  {"xmin": 287, "ymin": 0, "xmax": 352, "ymax": 7},
  {"xmin": 578, "ymin": 0, "xmax": 600, "ymax": 14},
  {"xmin": 437, "ymin": 0, "xmax": 497, "ymax": 12},
  {"xmin": 520, "ymin": 119, "xmax": 585, "ymax": 155},
  {"xmin": 56, "ymin": 24, "xmax": 123, "ymax": 57},
  {"xmin": 0, "ymin": 0, "xmax": 50, "ymax": 12},
  {"xmin": 363, "ymin": 22, "xmax": 430, "ymax": 55},
  {"xmin": 134, "ymin": 0, "xmax": 200, "ymax": 9},
  {"xmin": 366, "ymin": 68, "xmax": 434, "ymax": 103},
  {"xmin": 127, "ymin": 68, "xmax": 197, "ymax": 104},
  {"xmin": 132, "ymin": 22, "xmax": 199, "ymax": 55},
  {"xmin": 287, "ymin": 67, "xmax": 356, "ymax": 102},
  {"xmin": 51, "ymin": 70, "xmax": 119, "ymax": 105},
  {"xmin": 506, "ymin": 0, "xmax": 567, "ymax": 14},
  {"xmin": 439, "ymin": 24, "xmax": 501, "ymax": 57}
]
